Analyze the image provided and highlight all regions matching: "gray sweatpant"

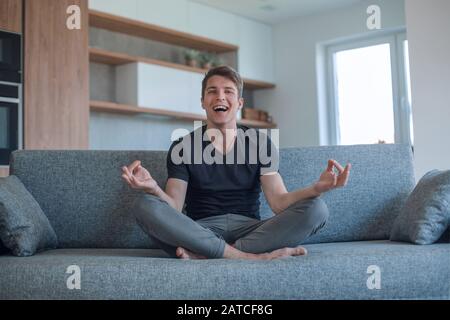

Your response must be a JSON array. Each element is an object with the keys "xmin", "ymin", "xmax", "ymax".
[{"xmin": 132, "ymin": 194, "xmax": 329, "ymax": 259}]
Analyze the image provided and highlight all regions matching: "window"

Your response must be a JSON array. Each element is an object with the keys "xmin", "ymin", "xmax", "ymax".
[{"xmin": 326, "ymin": 32, "xmax": 413, "ymax": 146}]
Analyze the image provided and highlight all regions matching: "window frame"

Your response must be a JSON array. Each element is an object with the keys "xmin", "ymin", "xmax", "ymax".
[{"xmin": 325, "ymin": 29, "xmax": 412, "ymax": 145}]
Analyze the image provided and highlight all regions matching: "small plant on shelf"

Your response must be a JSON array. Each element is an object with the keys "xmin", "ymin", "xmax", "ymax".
[
  {"xmin": 183, "ymin": 49, "xmax": 200, "ymax": 68},
  {"xmin": 199, "ymin": 52, "xmax": 215, "ymax": 69},
  {"xmin": 211, "ymin": 55, "xmax": 225, "ymax": 68}
]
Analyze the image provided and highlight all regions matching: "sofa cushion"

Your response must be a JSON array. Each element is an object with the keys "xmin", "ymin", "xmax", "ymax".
[
  {"xmin": 0, "ymin": 175, "xmax": 58, "ymax": 256},
  {"xmin": 0, "ymin": 241, "xmax": 448, "ymax": 299},
  {"xmin": 390, "ymin": 170, "xmax": 450, "ymax": 244}
]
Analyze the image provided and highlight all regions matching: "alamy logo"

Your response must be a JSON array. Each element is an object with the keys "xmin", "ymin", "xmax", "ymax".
[
  {"xmin": 66, "ymin": 5, "xmax": 81, "ymax": 30},
  {"xmin": 170, "ymin": 121, "xmax": 280, "ymax": 175},
  {"xmin": 366, "ymin": 5, "xmax": 381, "ymax": 30},
  {"xmin": 366, "ymin": 265, "xmax": 381, "ymax": 290},
  {"xmin": 66, "ymin": 265, "xmax": 81, "ymax": 290}
]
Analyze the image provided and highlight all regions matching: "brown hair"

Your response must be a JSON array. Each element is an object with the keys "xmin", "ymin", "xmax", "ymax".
[{"xmin": 201, "ymin": 66, "xmax": 243, "ymax": 100}]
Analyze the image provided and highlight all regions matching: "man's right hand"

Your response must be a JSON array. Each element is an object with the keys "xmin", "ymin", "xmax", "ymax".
[{"xmin": 121, "ymin": 160, "xmax": 158, "ymax": 194}]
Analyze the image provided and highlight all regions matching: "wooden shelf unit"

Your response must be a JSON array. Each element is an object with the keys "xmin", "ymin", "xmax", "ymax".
[
  {"xmin": 89, "ymin": 10, "xmax": 238, "ymax": 53},
  {"xmin": 89, "ymin": 47, "xmax": 275, "ymax": 90},
  {"xmin": 90, "ymin": 100, "xmax": 277, "ymax": 129},
  {"xmin": 88, "ymin": 9, "xmax": 276, "ymax": 129}
]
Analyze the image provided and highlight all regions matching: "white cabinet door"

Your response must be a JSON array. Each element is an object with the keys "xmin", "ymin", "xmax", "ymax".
[
  {"xmin": 116, "ymin": 63, "xmax": 199, "ymax": 114},
  {"xmin": 137, "ymin": 64, "xmax": 191, "ymax": 113},
  {"xmin": 89, "ymin": 0, "xmax": 137, "ymax": 20},
  {"xmin": 237, "ymin": 17, "xmax": 274, "ymax": 83},
  {"xmin": 136, "ymin": 0, "xmax": 189, "ymax": 32},
  {"xmin": 188, "ymin": 2, "xmax": 238, "ymax": 46}
]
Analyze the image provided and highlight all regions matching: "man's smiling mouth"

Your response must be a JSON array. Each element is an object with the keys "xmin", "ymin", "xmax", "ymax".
[{"xmin": 213, "ymin": 105, "xmax": 229, "ymax": 112}]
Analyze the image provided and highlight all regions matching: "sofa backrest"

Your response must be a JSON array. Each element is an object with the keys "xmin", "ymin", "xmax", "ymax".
[
  {"xmin": 259, "ymin": 144, "xmax": 415, "ymax": 244},
  {"xmin": 10, "ymin": 144, "xmax": 415, "ymax": 248}
]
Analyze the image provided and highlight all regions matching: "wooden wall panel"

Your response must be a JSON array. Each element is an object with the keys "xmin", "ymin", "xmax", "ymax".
[
  {"xmin": 24, "ymin": 0, "xmax": 89, "ymax": 149},
  {"xmin": 0, "ymin": 0, "xmax": 22, "ymax": 33}
]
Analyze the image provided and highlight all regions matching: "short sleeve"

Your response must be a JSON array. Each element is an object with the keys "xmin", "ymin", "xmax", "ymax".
[
  {"xmin": 258, "ymin": 131, "xmax": 280, "ymax": 175},
  {"xmin": 166, "ymin": 139, "xmax": 189, "ymax": 182}
]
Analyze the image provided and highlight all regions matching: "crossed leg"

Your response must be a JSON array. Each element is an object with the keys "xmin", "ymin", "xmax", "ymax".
[{"xmin": 132, "ymin": 194, "xmax": 328, "ymax": 260}]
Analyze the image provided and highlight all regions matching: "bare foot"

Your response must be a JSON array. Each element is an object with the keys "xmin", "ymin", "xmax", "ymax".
[
  {"xmin": 223, "ymin": 243, "xmax": 307, "ymax": 260},
  {"xmin": 176, "ymin": 247, "xmax": 206, "ymax": 260},
  {"xmin": 261, "ymin": 246, "xmax": 308, "ymax": 260}
]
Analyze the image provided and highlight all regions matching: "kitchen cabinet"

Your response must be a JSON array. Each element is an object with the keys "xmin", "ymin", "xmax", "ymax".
[
  {"xmin": 187, "ymin": 1, "xmax": 238, "ymax": 46},
  {"xmin": 237, "ymin": 17, "xmax": 274, "ymax": 83},
  {"xmin": 0, "ymin": 0, "xmax": 22, "ymax": 33},
  {"xmin": 89, "ymin": 0, "xmax": 137, "ymax": 21},
  {"xmin": 136, "ymin": 0, "xmax": 189, "ymax": 32},
  {"xmin": 24, "ymin": 0, "xmax": 89, "ymax": 149}
]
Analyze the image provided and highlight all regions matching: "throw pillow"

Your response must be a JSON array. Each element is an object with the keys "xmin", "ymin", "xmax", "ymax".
[
  {"xmin": 0, "ymin": 175, "xmax": 58, "ymax": 256},
  {"xmin": 390, "ymin": 169, "xmax": 450, "ymax": 244}
]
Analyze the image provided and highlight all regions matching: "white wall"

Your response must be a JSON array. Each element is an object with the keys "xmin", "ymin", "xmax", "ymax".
[
  {"xmin": 405, "ymin": 0, "xmax": 450, "ymax": 180},
  {"xmin": 90, "ymin": 112, "xmax": 196, "ymax": 150},
  {"xmin": 254, "ymin": 0, "xmax": 405, "ymax": 147}
]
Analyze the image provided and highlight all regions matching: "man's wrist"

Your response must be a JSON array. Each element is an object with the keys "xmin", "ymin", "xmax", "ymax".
[
  {"xmin": 310, "ymin": 184, "xmax": 322, "ymax": 197},
  {"xmin": 144, "ymin": 185, "xmax": 160, "ymax": 196}
]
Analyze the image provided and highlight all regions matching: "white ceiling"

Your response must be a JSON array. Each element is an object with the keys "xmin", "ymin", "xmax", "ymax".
[{"xmin": 191, "ymin": 0, "xmax": 365, "ymax": 25}]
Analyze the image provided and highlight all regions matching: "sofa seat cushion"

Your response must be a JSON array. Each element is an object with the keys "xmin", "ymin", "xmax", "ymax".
[{"xmin": 0, "ymin": 241, "xmax": 449, "ymax": 300}]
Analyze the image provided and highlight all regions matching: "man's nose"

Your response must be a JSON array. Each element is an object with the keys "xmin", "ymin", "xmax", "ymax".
[{"xmin": 216, "ymin": 91, "xmax": 226, "ymax": 100}]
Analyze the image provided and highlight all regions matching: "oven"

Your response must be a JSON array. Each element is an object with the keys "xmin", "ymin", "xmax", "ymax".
[
  {"xmin": 0, "ymin": 30, "xmax": 22, "ymax": 166},
  {"xmin": 0, "ymin": 30, "xmax": 21, "ymax": 83}
]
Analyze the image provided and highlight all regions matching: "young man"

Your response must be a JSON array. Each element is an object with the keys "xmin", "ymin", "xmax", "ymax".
[{"xmin": 122, "ymin": 66, "xmax": 351, "ymax": 260}]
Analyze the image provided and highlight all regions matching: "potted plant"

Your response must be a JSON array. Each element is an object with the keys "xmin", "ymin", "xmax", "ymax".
[
  {"xmin": 211, "ymin": 55, "xmax": 225, "ymax": 68},
  {"xmin": 199, "ymin": 52, "xmax": 214, "ymax": 69},
  {"xmin": 183, "ymin": 49, "xmax": 200, "ymax": 68}
]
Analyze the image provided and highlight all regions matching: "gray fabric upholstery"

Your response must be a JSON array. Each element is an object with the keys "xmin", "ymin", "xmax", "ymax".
[
  {"xmin": 0, "ymin": 176, "xmax": 58, "ymax": 256},
  {"xmin": 0, "ymin": 241, "xmax": 449, "ymax": 300},
  {"xmin": 391, "ymin": 170, "xmax": 450, "ymax": 244},
  {"xmin": 9, "ymin": 144, "xmax": 415, "ymax": 248}
]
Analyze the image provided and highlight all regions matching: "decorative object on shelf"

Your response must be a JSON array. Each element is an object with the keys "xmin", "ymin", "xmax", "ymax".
[
  {"xmin": 211, "ymin": 55, "xmax": 225, "ymax": 68},
  {"xmin": 242, "ymin": 108, "xmax": 272, "ymax": 123},
  {"xmin": 259, "ymin": 110, "xmax": 268, "ymax": 122},
  {"xmin": 183, "ymin": 49, "xmax": 200, "ymax": 68},
  {"xmin": 198, "ymin": 52, "xmax": 217, "ymax": 69},
  {"xmin": 198, "ymin": 52, "xmax": 213, "ymax": 69},
  {"xmin": 242, "ymin": 108, "xmax": 260, "ymax": 121}
]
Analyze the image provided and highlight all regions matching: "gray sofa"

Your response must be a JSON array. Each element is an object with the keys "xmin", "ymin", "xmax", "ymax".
[{"xmin": 0, "ymin": 144, "xmax": 449, "ymax": 299}]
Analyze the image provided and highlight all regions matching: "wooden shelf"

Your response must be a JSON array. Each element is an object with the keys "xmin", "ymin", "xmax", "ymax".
[
  {"xmin": 89, "ymin": 47, "xmax": 275, "ymax": 90},
  {"xmin": 90, "ymin": 100, "xmax": 277, "ymax": 129},
  {"xmin": 242, "ymin": 78, "xmax": 276, "ymax": 90},
  {"xmin": 89, "ymin": 10, "xmax": 238, "ymax": 53}
]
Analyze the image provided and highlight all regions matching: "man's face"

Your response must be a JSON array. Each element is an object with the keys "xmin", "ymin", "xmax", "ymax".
[{"xmin": 201, "ymin": 75, "xmax": 244, "ymax": 127}]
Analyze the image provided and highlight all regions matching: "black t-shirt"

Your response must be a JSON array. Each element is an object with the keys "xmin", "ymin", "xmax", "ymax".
[{"xmin": 167, "ymin": 125, "xmax": 279, "ymax": 220}]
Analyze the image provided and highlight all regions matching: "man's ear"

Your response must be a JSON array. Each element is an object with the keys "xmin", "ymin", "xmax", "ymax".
[
  {"xmin": 238, "ymin": 97, "xmax": 244, "ymax": 110},
  {"xmin": 201, "ymin": 98, "xmax": 205, "ymax": 110}
]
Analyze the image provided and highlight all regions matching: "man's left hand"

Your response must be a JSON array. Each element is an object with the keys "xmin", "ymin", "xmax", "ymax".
[{"xmin": 313, "ymin": 159, "xmax": 351, "ymax": 194}]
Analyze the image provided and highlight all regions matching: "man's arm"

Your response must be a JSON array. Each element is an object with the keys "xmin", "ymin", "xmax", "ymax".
[
  {"xmin": 260, "ymin": 173, "xmax": 320, "ymax": 215},
  {"xmin": 260, "ymin": 159, "xmax": 351, "ymax": 215},
  {"xmin": 122, "ymin": 160, "xmax": 188, "ymax": 212},
  {"xmin": 147, "ymin": 178, "xmax": 187, "ymax": 212}
]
